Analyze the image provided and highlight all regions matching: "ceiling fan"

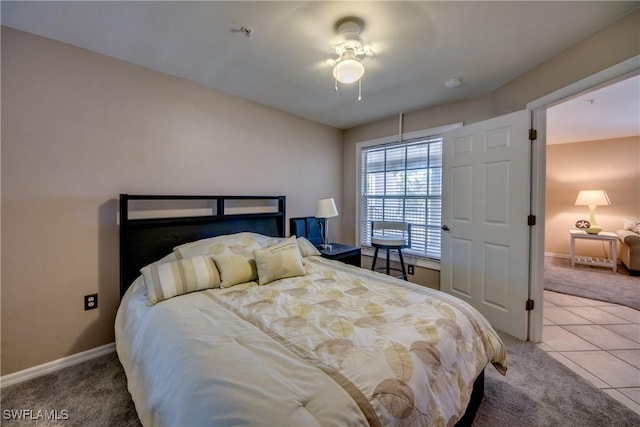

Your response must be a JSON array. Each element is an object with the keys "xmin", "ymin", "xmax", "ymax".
[{"xmin": 330, "ymin": 17, "xmax": 374, "ymax": 100}]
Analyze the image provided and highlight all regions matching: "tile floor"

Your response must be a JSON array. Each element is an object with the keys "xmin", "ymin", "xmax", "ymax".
[{"xmin": 540, "ymin": 290, "xmax": 640, "ymax": 415}]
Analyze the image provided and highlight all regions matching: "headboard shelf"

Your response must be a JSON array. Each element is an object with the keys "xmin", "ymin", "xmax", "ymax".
[
  {"xmin": 119, "ymin": 194, "xmax": 286, "ymax": 298},
  {"xmin": 124, "ymin": 212, "xmax": 285, "ymax": 228},
  {"xmin": 120, "ymin": 194, "xmax": 282, "ymax": 200}
]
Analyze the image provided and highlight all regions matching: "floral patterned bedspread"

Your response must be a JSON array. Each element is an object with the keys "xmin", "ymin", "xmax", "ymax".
[
  {"xmin": 117, "ymin": 240, "xmax": 507, "ymax": 427},
  {"xmin": 202, "ymin": 256, "xmax": 507, "ymax": 427}
]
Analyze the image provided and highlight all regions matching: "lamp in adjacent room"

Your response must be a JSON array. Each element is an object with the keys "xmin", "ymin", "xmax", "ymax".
[
  {"xmin": 575, "ymin": 190, "xmax": 611, "ymax": 234},
  {"xmin": 315, "ymin": 198, "xmax": 339, "ymax": 250}
]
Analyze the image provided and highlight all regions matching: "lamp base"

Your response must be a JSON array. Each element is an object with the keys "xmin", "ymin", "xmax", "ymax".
[
  {"xmin": 586, "ymin": 226, "xmax": 602, "ymax": 234},
  {"xmin": 320, "ymin": 243, "xmax": 333, "ymax": 250},
  {"xmin": 586, "ymin": 207, "xmax": 601, "ymax": 234}
]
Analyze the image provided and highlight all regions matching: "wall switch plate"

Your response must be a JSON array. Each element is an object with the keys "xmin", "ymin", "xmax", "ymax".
[
  {"xmin": 408, "ymin": 265, "xmax": 415, "ymax": 275},
  {"xmin": 84, "ymin": 294, "xmax": 98, "ymax": 311}
]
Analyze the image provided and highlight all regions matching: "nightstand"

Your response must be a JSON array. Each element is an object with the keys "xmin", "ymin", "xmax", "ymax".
[
  {"xmin": 569, "ymin": 229, "xmax": 617, "ymax": 272},
  {"xmin": 318, "ymin": 243, "xmax": 361, "ymax": 268}
]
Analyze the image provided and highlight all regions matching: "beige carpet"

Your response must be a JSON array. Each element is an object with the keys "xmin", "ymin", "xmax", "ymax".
[{"xmin": 544, "ymin": 256, "xmax": 640, "ymax": 310}]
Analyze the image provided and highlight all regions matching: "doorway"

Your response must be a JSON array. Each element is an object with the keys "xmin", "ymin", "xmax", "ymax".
[
  {"xmin": 528, "ymin": 55, "xmax": 640, "ymax": 343},
  {"xmin": 544, "ymin": 74, "xmax": 640, "ymax": 301},
  {"xmin": 536, "ymin": 73, "xmax": 640, "ymax": 414}
]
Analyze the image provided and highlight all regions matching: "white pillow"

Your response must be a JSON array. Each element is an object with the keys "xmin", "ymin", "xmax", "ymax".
[
  {"xmin": 175, "ymin": 232, "xmax": 280, "ymax": 259},
  {"xmin": 296, "ymin": 236, "xmax": 321, "ymax": 257},
  {"xmin": 623, "ymin": 217, "xmax": 640, "ymax": 231}
]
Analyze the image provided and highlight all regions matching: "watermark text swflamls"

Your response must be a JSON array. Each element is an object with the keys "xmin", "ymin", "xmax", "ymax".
[{"xmin": 2, "ymin": 409, "xmax": 69, "ymax": 421}]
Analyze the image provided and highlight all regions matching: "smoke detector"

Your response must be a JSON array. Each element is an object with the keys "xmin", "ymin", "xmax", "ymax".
[{"xmin": 444, "ymin": 77, "xmax": 463, "ymax": 88}]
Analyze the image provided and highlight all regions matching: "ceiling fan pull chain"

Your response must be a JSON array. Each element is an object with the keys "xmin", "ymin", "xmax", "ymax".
[
  {"xmin": 335, "ymin": 77, "xmax": 338, "ymax": 92},
  {"xmin": 358, "ymin": 78, "xmax": 362, "ymax": 101}
]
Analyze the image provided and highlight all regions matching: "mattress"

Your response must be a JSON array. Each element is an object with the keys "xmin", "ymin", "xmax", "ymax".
[{"xmin": 115, "ymin": 240, "xmax": 507, "ymax": 427}]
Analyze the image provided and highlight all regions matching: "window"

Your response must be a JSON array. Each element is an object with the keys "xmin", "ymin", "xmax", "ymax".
[{"xmin": 360, "ymin": 136, "xmax": 442, "ymax": 260}]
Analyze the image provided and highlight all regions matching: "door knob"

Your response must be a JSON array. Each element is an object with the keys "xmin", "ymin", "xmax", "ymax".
[{"xmin": 441, "ymin": 225, "xmax": 450, "ymax": 231}]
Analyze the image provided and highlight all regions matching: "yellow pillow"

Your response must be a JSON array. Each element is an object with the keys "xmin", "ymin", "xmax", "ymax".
[
  {"xmin": 254, "ymin": 237, "xmax": 306, "ymax": 285},
  {"xmin": 212, "ymin": 255, "xmax": 258, "ymax": 288},
  {"xmin": 141, "ymin": 255, "xmax": 220, "ymax": 305}
]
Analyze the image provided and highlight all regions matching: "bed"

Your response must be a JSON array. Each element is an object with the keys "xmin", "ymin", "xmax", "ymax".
[{"xmin": 115, "ymin": 194, "xmax": 507, "ymax": 427}]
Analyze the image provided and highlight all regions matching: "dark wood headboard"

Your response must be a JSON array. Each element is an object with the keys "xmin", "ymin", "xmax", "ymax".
[{"xmin": 119, "ymin": 194, "xmax": 286, "ymax": 298}]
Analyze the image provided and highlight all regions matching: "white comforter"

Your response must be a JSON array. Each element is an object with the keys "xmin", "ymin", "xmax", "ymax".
[{"xmin": 116, "ymin": 257, "xmax": 506, "ymax": 427}]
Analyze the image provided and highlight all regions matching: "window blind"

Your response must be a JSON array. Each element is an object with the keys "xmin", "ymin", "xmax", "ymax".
[{"xmin": 360, "ymin": 136, "xmax": 442, "ymax": 259}]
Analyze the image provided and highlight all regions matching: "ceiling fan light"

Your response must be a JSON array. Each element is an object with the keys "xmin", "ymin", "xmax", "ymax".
[{"xmin": 333, "ymin": 59, "xmax": 364, "ymax": 84}]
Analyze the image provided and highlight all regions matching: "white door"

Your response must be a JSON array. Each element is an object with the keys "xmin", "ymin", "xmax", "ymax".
[{"xmin": 440, "ymin": 110, "xmax": 531, "ymax": 340}]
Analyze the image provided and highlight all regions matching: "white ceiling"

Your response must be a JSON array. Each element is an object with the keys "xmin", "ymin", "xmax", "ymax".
[
  {"xmin": 547, "ymin": 74, "xmax": 640, "ymax": 144},
  {"xmin": 2, "ymin": 1, "xmax": 639, "ymax": 132}
]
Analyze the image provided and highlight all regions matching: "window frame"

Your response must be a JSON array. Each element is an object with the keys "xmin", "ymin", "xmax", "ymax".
[{"xmin": 355, "ymin": 123, "xmax": 462, "ymax": 270}]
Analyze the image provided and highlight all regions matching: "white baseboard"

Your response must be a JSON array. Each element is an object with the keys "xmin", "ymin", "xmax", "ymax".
[{"xmin": 0, "ymin": 343, "xmax": 116, "ymax": 388}]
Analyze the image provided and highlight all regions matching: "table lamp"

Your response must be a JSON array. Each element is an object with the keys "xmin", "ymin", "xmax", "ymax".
[
  {"xmin": 315, "ymin": 198, "xmax": 339, "ymax": 250},
  {"xmin": 575, "ymin": 189, "xmax": 610, "ymax": 234}
]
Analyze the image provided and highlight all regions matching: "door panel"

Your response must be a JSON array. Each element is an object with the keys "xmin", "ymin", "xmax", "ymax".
[
  {"xmin": 483, "ymin": 242, "xmax": 510, "ymax": 309},
  {"xmin": 452, "ymin": 166, "xmax": 473, "ymax": 221},
  {"xmin": 451, "ymin": 237, "xmax": 472, "ymax": 297},
  {"xmin": 441, "ymin": 110, "xmax": 530, "ymax": 340},
  {"xmin": 485, "ymin": 161, "xmax": 510, "ymax": 224}
]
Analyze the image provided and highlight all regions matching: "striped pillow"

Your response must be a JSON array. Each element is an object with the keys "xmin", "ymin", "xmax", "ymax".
[{"xmin": 141, "ymin": 255, "xmax": 221, "ymax": 305}]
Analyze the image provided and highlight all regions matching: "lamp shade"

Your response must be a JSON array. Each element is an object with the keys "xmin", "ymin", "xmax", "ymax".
[
  {"xmin": 333, "ymin": 59, "xmax": 364, "ymax": 84},
  {"xmin": 315, "ymin": 198, "xmax": 339, "ymax": 218},
  {"xmin": 575, "ymin": 190, "xmax": 611, "ymax": 206}
]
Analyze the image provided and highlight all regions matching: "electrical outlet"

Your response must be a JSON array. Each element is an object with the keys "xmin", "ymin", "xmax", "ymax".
[
  {"xmin": 84, "ymin": 294, "xmax": 98, "ymax": 311},
  {"xmin": 408, "ymin": 265, "xmax": 415, "ymax": 275}
]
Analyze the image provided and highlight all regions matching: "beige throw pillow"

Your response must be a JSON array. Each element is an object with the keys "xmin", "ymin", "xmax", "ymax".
[
  {"xmin": 254, "ymin": 236, "xmax": 306, "ymax": 285},
  {"xmin": 213, "ymin": 255, "xmax": 258, "ymax": 288}
]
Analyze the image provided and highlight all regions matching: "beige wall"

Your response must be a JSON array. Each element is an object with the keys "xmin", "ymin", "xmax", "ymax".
[
  {"xmin": 491, "ymin": 8, "xmax": 640, "ymax": 117},
  {"xmin": 1, "ymin": 27, "xmax": 343, "ymax": 375},
  {"xmin": 545, "ymin": 137, "xmax": 640, "ymax": 257},
  {"xmin": 342, "ymin": 8, "xmax": 639, "ymax": 284},
  {"xmin": 360, "ymin": 255, "xmax": 440, "ymax": 291}
]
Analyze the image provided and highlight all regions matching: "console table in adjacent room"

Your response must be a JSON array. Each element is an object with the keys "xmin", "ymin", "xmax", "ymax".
[{"xmin": 570, "ymin": 230, "xmax": 618, "ymax": 273}]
